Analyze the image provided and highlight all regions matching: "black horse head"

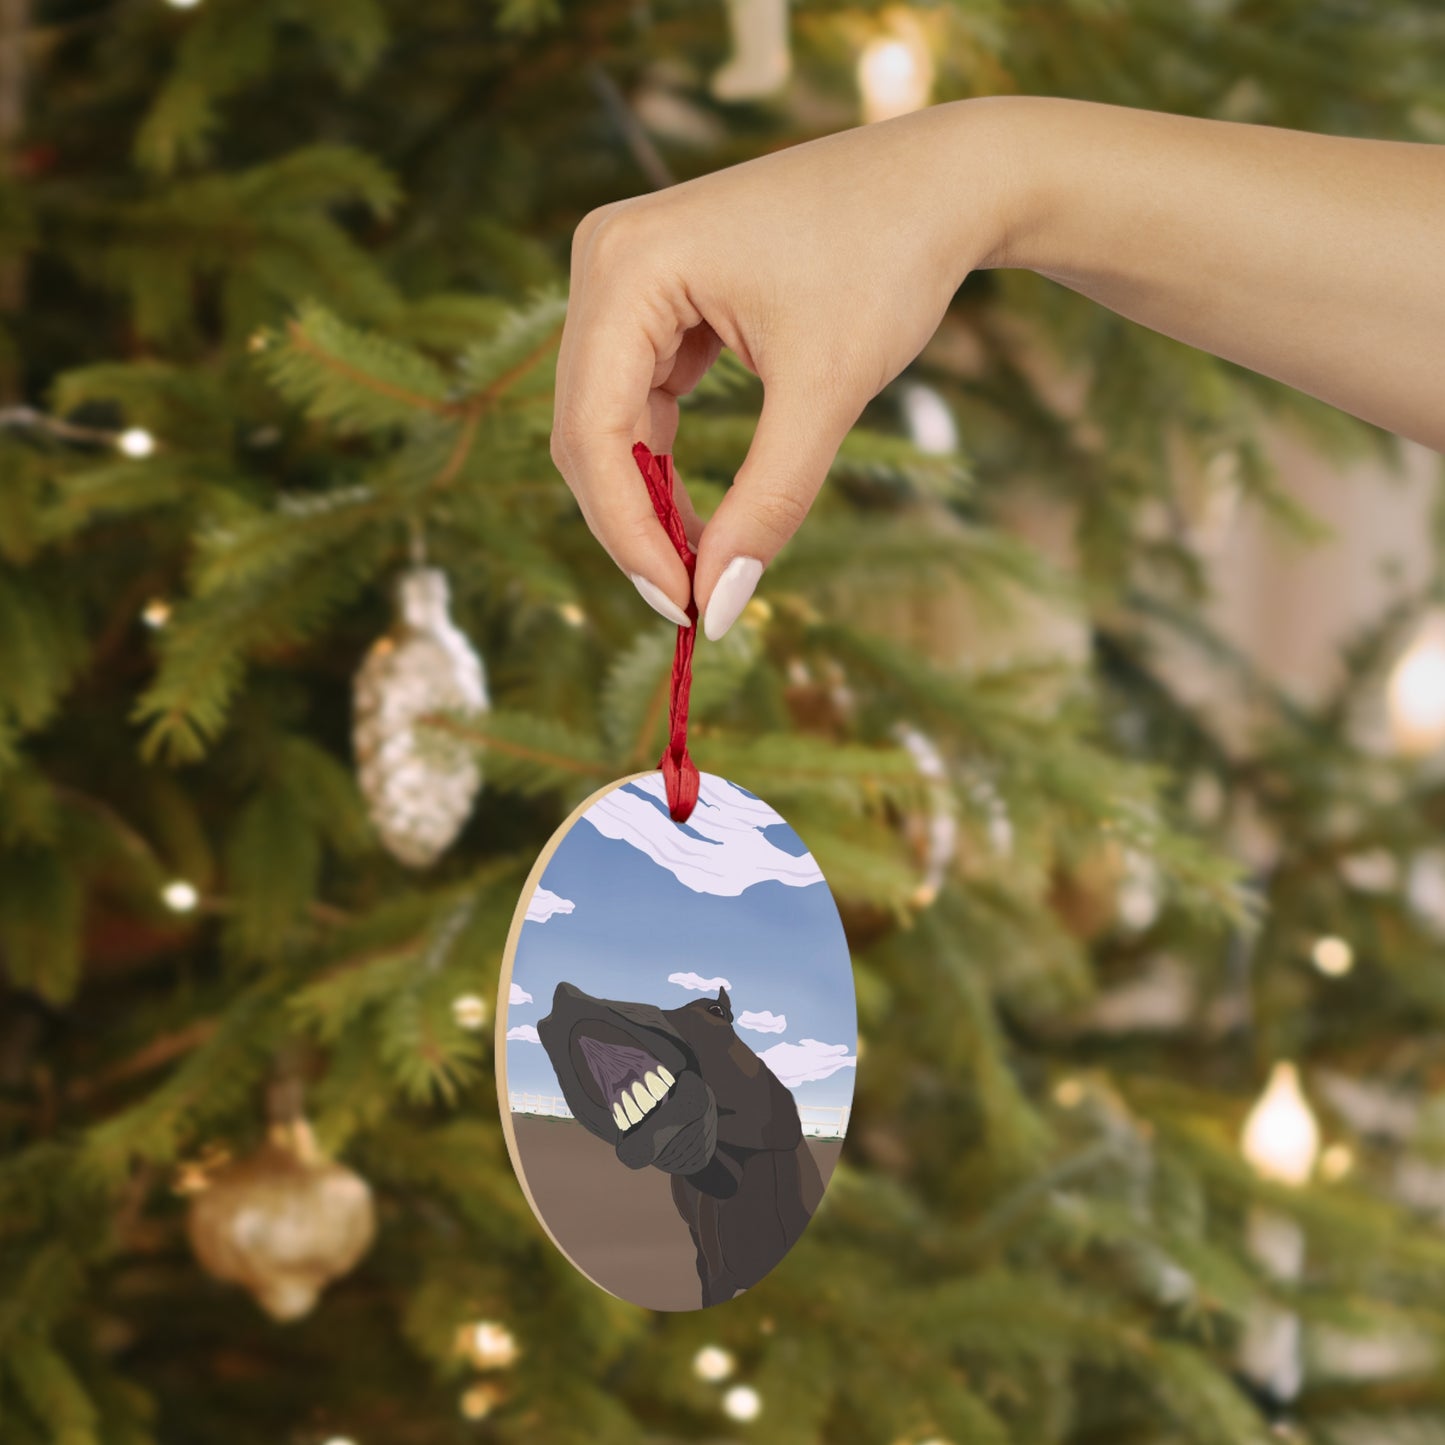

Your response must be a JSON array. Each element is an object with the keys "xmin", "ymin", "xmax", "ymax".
[{"xmin": 537, "ymin": 981, "xmax": 801, "ymax": 1187}]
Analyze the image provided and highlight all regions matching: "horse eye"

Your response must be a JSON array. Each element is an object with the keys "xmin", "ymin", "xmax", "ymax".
[{"xmin": 708, "ymin": 1005, "xmax": 723, "ymax": 1017}]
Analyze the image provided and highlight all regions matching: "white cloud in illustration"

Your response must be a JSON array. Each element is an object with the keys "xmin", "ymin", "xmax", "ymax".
[
  {"xmin": 669, "ymin": 971, "xmax": 732, "ymax": 993},
  {"xmin": 526, "ymin": 887, "xmax": 575, "ymax": 924},
  {"xmin": 509, "ymin": 983, "xmax": 533, "ymax": 1006},
  {"xmin": 738, "ymin": 1010, "xmax": 787, "ymax": 1034},
  {"xmin": 759, "ymin": 1039, "xmax": 857, "ymax": 1087},
  {"xmin": 506, "ymin": 1024, "xmax": 540, "ymax": 1043},
  {"xmin": 584, "ymin": 774, "xmax": 824, "ymax": 897}
]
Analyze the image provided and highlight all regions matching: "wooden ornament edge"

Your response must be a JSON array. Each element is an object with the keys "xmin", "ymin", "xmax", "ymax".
[{"xmin": 494, "ymin": 770, "xmax": 655, "ymax": 1302}]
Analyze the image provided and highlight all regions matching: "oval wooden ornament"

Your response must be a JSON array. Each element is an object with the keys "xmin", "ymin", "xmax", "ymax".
[{"xmin": 498, "ymin": 770, "xmax": 856, "ymax": 1311}]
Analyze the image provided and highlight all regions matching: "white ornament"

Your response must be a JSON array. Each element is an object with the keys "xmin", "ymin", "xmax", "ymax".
[
  {"xmin": 711, "ymin": 0, "xmax": 791, "ymax": 102},
  {"xmin": 353, "ymin": 567, "xmax": 488, "ymax": 868},
  {"xmin": 893, "ymin": 723, "xmax": 959, "ymax": 905},
  {"xmin": 898, "ymin": 381, "xmax": 959, "ymax": 456}
]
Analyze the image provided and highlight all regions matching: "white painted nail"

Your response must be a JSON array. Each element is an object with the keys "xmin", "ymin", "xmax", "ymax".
[
  {"xmin": 630, "ymin": 573, "xmax": 691, "ymax": 628},
  {"xmin": 703, "ymin": 556, "xmax": 763, "ymax": 642}
]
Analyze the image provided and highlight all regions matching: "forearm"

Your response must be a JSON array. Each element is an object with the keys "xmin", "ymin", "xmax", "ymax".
[{"xmin": 961, "ymin": 96, "xmax": 1445, "ymax": 448}]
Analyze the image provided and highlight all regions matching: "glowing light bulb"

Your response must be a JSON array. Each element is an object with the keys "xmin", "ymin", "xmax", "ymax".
[
  {"xmin": 1241, "ymin": 1062, "xmax": 1320, "ymax": 1187},
  {"xmin": 451, "ymin": 994, "xmax": 489, "ymax": 1031},
  {"xmin": 117, "ymin": 427, "xmax": 156, "ymax": 458},
  {"xmin": 557, "ymin": 602, "xmax": 586, "ymax": 627},
  {"xmin": 1388, "ymin": 617, "xmax": 1445, "ymax": 757},
  {"xmin": 1310, "ymin": 935, "xmax": 1354, "ymax": 977},
  {"xmin": 167, "ymin": 0, "xmax": 202, "ymax": 9},
  {"xmin": 1320, "ymin": 1143, "xmax": 1354, "ymax": 1181},
  {"xmin": 857, "ymin": 24, "xmax": 932, "ymax": 124},
  {"xmin": 693, "ymin": 1345, "xmax": 735, "ymax": 1382},
  {"xmin": 161, "ymin": 880, "xmax": 199, "ymax": 913},
  {"xmin": 321, "ymin": 1438, "xmax": 357, "ymax": 1445},
  {"xmin": 459, "ymin": 1385, "xmax": 497, "ymax": 1421},
  {"xmin": 722, "ymin": 1384, "xmax": 762, "ymax": 1422},
  {"xmin": 463, "ymin": 1321, "xmax": 519, "ymax": 1369},
  {"xmin": 1053, "ymin": 1077, "xmax": 1084, "ymax": 1109},
  {"xmin": 898, "ymin": 382, "xmax": 958, "ymax": 456},
  {"xmin": 141, "ymin": 598, "xmax": 171, "ymax": 629}
]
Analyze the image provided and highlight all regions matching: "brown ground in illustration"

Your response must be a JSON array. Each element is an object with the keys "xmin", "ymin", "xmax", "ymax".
[{"xmin": 511, "ymin": 1114, "xmax": 844, "ymax": 1311}]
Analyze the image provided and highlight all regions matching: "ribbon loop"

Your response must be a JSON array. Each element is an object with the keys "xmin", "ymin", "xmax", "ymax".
[{"xmin": 632, "ymin": 441, "xmax": 699, "ymax": 824}]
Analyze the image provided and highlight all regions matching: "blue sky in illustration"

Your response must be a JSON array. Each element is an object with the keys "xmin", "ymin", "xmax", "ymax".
[{"xmin": 505, "ymin": 775, "xmax": 856, "ymax": 1117}]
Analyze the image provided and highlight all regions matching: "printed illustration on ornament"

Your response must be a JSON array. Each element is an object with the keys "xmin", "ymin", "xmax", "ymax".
[{"xmin": 499, "ymin": 773, "xmax": 856, "ymax": 1310}]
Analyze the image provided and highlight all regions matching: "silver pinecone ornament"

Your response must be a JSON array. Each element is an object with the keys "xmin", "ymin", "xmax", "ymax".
[{"xmin": 353, "ymin": 567, "xmax": 488, "ymax": 867}]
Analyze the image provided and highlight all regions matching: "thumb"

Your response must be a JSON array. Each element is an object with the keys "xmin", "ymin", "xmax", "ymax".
[{"xmin": 694, "ymin": 381, "xmax": 857, "ymax": 641}]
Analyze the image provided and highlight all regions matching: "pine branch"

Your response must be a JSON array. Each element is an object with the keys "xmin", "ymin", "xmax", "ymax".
[
  {"xmin": 426, "ymin": 708, "xmax": 612, "ymax": 791},
  {"xmin": 263, "ymin": 303, "xmax": 452, "ymax": 430}
]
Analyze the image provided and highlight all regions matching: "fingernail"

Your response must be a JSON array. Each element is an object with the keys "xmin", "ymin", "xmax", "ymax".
[
  {"xmin": 703, "ymin": 556, "xmax": 763, "ymax": 642},
  {"xmin": 629, "ymin": 573, "xmax": 692, "ymax": 628}
]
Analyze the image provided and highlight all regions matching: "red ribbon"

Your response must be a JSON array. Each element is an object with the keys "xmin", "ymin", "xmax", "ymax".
[{"xmin": 632, "ymin": 441, "xmax": 699, "ymax": 824}]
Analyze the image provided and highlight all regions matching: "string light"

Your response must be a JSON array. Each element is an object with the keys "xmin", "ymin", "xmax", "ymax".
[
  {"xmin": 692, "ymin": 1345, "xmax": 735, "ymax": 1382},
  {"xmin": 117, "ymin": 427, "xmax": 156, "ymax": 458},
  {"xmin": 459, "ymin": 1384, "xmax": 499, "ymax": 1421},
  {"xmin": 1320, "ymin": 1143, "xmax": 1355, "ymax": 1181},
  {"xmin": 1387, "ymin": 615, "xmax": 1445, "ymax": 757},
  {"xmin": 1241, "ymin": 1062, "xmax": 1320, "ymax": 1187},
  {"xmin": 451, "ymin": 994, "xmax": 489, "ymax": 1031},
  {"xmin": 166, "ymin": 0, "xmax": 203, "ymax": 9},
  {"xmin": 722, "ymin": 1385, "xmax": 762, "ymax": 1422},
  {"xmin": 141, "ymin": 598, "xmax": 172, "ymax": 629},
  {"xmin": 556, "ymin": 602, "xmax": 586, "ymax": 627},
  {"xmin": 320, "ymin": 1438, "xmax": 358, "ymax": 1445},
  {"xmin": 161, "ymin": 880, "xmax": 200, "ymax": 913},
  {"xmin": 1053, "ymin": 1077, "xmax": 1084, "ymax": 1109},
  {"xmin": 461, "ymin": 1320, "xmax": 519, "ymax": 1370},
  {"xmin": 1310, "ymin": 935, "xmax": 1354, "ymax": 977},
  {"xmin": 857, "ymin": 13, "xmax": 933, "ymax": 124}
]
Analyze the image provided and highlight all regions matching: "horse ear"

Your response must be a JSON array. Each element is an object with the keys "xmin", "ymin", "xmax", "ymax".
[{"xmin": 717, "ymin": 986, "xmax": 731, "ymax": 1011}]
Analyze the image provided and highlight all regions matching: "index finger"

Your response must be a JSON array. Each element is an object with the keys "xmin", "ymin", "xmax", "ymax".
[{"xmin": 551, "ymin": 229, "xmax": 700, "ymax": 626}]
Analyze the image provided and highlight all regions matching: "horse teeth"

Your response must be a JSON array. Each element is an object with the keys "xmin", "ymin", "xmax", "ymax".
[
  {"xmin": 613, "ymin": 1101, "xmax": 629, "ymax": 1131},
  {"xmin": 657, "ymin": 1065, "xmax": 676, "ymax": 1088},
  {"xmin": 644, "ymin": 1070, "xmax": 667, "ymax": 1101},
  {"xmin": 632, "ymin": 1081, "xmax": 656, "ymax": 1113},
  {"xmin": 622, "ymin": 1092, "xmax": 643, "ymax": 1125}
]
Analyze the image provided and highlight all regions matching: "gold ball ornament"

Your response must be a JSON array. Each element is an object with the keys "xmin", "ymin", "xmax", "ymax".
[
  {"xmin": 186, "ymin": 1120, "xmax": 376, "ymax": 1322},
  {"xmin": 1049, "ymin": 840, "xmax": 1161, "ymax": 942},
  {"xmin": 354, "ymin": 567, "xmax": 489, "ymax": 868}
]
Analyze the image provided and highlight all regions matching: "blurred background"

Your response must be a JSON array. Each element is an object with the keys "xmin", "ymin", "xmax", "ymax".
[{"xmin": 2, "ymin": 1, "xmax": 1444, "ymax": 1442}]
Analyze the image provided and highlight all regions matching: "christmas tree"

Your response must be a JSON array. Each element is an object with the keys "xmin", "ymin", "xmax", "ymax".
[{"xmin": 3, "ymin": 1, "xmax": 1444, "ymax": 1442}]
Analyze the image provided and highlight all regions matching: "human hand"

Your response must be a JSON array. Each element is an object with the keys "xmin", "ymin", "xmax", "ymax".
[
  {"xmin": 550, "ymin": 100, "xmax": 1018, "ymax": 639},
  {"xmin": 553, "ymin": 94, "xmax": 1445, "ymax": 637}
]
